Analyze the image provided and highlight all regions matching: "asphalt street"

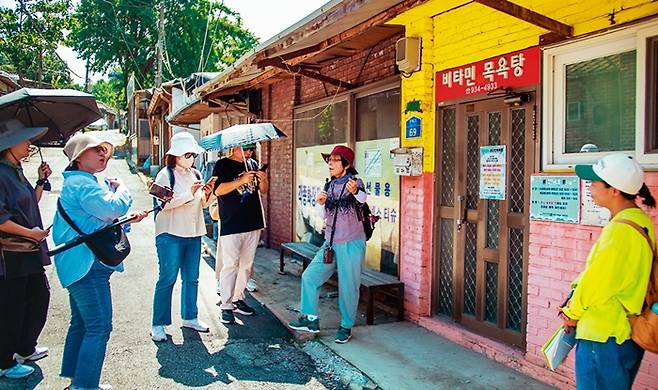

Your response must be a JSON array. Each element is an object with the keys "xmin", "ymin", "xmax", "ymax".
[{"xmin": 0, "ymin": 147, "xmax": 343, "ymax": 390}]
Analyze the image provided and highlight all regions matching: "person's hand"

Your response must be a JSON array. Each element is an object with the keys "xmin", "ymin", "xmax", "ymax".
[
  {"xmin": 128, "ymin": 210, "xmax": 149, "ymax": 223},
  {"xmin": 27, "ymin": 226, "xmax": 50, "ymax": 242},
  {"xmin": 38, "ymin": 162, "xmax": 52, "ymax": 180},
  {"xmin": 346, "ymin": 178, "xmax": 359, "ymax": 195},
  {"xmin": 201, "ymin": 178, "xmax": 215, "ymax": 197},
  {"xmin": 559, "ymin": 310, "xmax": 578, "ymax": 333},
  {"xmin": 191, "ymin": 180, "xmax": 204, "ymax": 194},
  {"xmin": 317, "ymin": 191, "xmax": 328, "ymax": 205},
  {"xmin": 107, "ymin": 178, "xmax": 123, "ymax": 192},
  {"xmin": 238, "ymin": 172, "xmax": 255, "ymax": 186},
  {"xmin": 254, "ymin": 171, "xmax": 267, "ymax": 185}
]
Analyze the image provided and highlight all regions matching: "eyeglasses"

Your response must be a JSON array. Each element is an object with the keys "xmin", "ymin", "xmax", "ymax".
[
  {"xmin": 184, "ymin": 152, "xmax": 198, "ymax": 159},
  {"xmin": 327, "ymin": 157, "xmax": 343, "ymax": 163},
  {"xmin": 95, "ymin": 145, "xmax": 108, "ymax": 155}
]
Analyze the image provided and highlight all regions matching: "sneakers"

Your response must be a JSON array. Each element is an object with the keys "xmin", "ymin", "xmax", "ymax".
[
  {"xmin": 233, "ymin": 300, "xmax": 255, "ymax": 316},
  {"xmin": 0, "ymin": 363, "xmax": 35, "ymax": 379},
  {"xmin": 216, "ymin": 280, "xmax": 221, "ymax": 295},
  {"xmin": 246, "ymin": 278, "xmax": 258, "ymax": 292},
  {"xmin": 221, "ymin": 309, "xmax": 236, "ymax": 324},
  {"xmin": 14, "ymin": 345, "xmax": 48, "ymax": 363},
  {"xmin": 288, "ymin": 315, "xmax": 320, "ymax": 333},
  {"xmin": 335, "ymin": 326, "xmax": 352, "ymax": 344},
  {"xmin": 151, "ymin": 325, "xmax": 168, "ymax": 342},
  {"xmin": 182, "ymin": 318, "xmax": 210, "ymax": 333}
]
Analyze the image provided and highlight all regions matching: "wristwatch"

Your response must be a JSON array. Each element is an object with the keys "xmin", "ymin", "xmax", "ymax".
[{"xmin": 36, "ymin": 178, "xmax": 46, "ymax": 186}]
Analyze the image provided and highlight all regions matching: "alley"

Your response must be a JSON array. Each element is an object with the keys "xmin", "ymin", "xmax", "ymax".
[{"xmin": 0, "ymin": 147, "xmax": 342, "ymax": 390}]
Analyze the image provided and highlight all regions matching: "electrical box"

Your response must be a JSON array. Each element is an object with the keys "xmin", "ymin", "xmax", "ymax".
[
  {"xmin": 390, "ymin": 146, "xmax": 423, "ymax": 176},
  {"xmin": 395, "ymin": 37, "xmax": 421, "ymax": 74}
]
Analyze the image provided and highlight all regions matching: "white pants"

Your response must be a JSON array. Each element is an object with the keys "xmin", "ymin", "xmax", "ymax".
[
  {"xmin": 219, "ymin": 229, "xmax": 261, "ymax": 310},
  {"xmin": 215, "ymin": 224, "xmax": 222, "ymax": 280}
]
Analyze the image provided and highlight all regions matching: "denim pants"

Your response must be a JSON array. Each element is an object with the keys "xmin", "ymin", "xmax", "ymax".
[
  {"xmin": 61, "ymin": 261, "xmax": 114, "ymax": 389},
  {"xmin": 300, "ymin": 239, "xmax": 366, "ymax": 329},
  {"xmin": 575, "ymin": 337, "xmax": 645, "ymax": 390},
  {"xmin": 153, "ymin": 233, "xmax": 202, "ymax": 326}
]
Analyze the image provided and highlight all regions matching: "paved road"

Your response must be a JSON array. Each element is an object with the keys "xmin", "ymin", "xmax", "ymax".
[{"xmin": 0, "ymin": 147, "xmax": 341, "ymax": 390}]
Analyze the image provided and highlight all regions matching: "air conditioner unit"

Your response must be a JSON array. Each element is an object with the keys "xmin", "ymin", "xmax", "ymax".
[{"xmin": 396, "ymin": 37, "xmax": 421, "ymax": 74}]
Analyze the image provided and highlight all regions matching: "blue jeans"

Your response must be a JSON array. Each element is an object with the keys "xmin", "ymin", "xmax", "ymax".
[
  {"xmin": 575, "ymin": 337, "xmax": 645, "ymax": 390},
  {"xmin": 152, "ymin": 233, "xmax": 202, "ymax": 326},
  {"xmin": 61, "ymin": 261, "xmax": 114, "ymax": 389}
]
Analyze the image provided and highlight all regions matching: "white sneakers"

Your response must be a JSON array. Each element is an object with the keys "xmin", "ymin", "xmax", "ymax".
[
  {"xmin": 182, "ymin": 318, "xmax": 210, "ymax": 333},
  {"xmin": 14, "ymin": 345, "xmax": 48, "ymax": 364},
  {"xmin": 0, "ymin": 363, "xmax": 34, "ymax": 379},
  {"xmin": 151, "ymin": 325, "xmax": 168, "ymax": 342},
  {"xmin": 246, "ymin": 278, "xmax": 258, "ymax": 292},
  {"xmin": 153, "ymin": 319, "xmax": 209, "ymax": 341}
]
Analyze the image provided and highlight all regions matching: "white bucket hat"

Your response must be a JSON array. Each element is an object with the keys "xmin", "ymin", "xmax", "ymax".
[
  {"xmin": 166, "ymin": 131, "xmax": 204, "ymax": 157},
  {"xmin": 575, "ymin": 153, "xmax": 644, "ymax": 195},
  {"xmin": 0, "ymin": 119, "xmax": 48, "ymax": 151},
  {"xmin": 63, "ymin": 132, "xmax": 113, "ymax": 162}
]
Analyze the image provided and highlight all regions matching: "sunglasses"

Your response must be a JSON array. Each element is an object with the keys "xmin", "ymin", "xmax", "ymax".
[{"xmin": 184, "ymin": 152, "xmax": 198, "ymax": 159}]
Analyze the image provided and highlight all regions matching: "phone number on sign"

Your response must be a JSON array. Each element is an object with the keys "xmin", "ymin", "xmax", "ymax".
[{"xmin": 465, "ymin": 82, "xmax": 499, "ymax": 95}]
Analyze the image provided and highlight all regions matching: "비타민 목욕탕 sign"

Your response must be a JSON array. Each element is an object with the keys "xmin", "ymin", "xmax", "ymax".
[{"xmin": 530, "ymin": 176, "xmax": 580, "ymax": 223}]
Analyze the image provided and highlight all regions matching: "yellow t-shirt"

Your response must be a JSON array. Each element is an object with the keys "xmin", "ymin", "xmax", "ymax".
[{"xmin": 562, "ymin": 208, "xmax": 654, "ymax": 344}]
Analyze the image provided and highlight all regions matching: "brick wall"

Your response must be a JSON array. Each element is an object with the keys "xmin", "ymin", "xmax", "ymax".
[
  {"xmin": 298, "ymin": 34, "xmax": 401, "ymax": 105},
  {"xmin": 262, "ymin": 79, "xmax": 295, "ymax": 248}
]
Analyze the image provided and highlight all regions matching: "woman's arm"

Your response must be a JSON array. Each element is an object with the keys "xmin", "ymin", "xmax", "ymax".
[
  {"xmin": 0, "ymin": 220, "xmax": 48, "ymax": 241},
  {"xmin": 76, "ymin": 180, "xmax": 133, "ymax": 222}
]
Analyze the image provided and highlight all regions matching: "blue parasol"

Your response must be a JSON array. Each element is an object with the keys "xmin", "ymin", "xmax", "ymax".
[{"xmin": 198, "ymin": 123, "xmax": 287, "ymax": 151}]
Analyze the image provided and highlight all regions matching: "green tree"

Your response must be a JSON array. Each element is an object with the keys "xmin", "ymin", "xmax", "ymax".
[
  {"xmin": 69, "ymin": 0, "xmax": 258, "ymax": 105},
  {"xmin": 91, "ymin": 76, "xmax": 125, "ymax": 112},
  {"xmin": 0, "ymin": 0, "xmax": 73, "ymax": 86}
]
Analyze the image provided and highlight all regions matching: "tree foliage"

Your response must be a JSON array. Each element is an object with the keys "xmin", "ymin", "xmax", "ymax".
[
  {"xmin": 91, "ymin": 75, "xmax": 124, "ymax": 112},
  {"xmin": 69, "ymin": 0, "xmax": 259, "ymax": 104},
  {"xmin": 0, "ymin": 0, "xmax": 73, "ymax": 85}
]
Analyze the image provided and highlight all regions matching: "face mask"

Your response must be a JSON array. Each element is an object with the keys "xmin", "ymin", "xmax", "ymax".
[{"xmin": 177, "ymin": 155, "xmax": 194, "ymax": 169}]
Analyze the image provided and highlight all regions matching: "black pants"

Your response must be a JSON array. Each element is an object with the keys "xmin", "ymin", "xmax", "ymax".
[{"xmin": 0, "ymin": 272, "xmax": 50, "ymax": 369}]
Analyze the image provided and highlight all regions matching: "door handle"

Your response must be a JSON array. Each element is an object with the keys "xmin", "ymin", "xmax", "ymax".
[{"xmin": 456, "ymin": 195, "xmax": 466, "ymax": 231}]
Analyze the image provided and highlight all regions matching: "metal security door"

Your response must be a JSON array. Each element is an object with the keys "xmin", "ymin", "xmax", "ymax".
[{"xmin": 435, "ymin": 95, "xmax": 534, "ymax": 348}]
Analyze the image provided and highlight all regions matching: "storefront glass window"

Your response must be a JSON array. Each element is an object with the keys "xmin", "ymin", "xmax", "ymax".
[
  {"xmin": 564, "ymin": 50, "xmax": 636, "ymax": 153},
  {"xmin": 295, "ymin": 102, "xmax": 348, "ymax": 147},
  {"xmin": 357, "ymin": 89, "xmax": 401, "ymax": 141}
]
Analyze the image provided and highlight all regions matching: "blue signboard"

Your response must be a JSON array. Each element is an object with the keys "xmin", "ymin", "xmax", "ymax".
[{"xmin": 405, "ymin": 116, "xmax": 422, "ymax": 139}]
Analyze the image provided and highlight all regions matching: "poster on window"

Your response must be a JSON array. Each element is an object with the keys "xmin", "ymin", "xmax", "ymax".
[
  {"xmin": 580, "ymin": 180, "xmax": 611, "ymax": 226},
  {"xmin": 355, "ymin": 138, "xmax": 400, "ymax": 276},
  {"xmin": 530, "ymin": 176, "xmax": 580, "ymax": 223},
  {"xmin": 294, "ymin": 144, "xmax": 344, "ymax": 246},
  {"xmin": 480, "ymin": 145, "xmax": 506, "ymax": 200}
]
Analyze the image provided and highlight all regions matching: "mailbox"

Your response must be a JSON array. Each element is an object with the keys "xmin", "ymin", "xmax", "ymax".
[{"xmin": 390, "ymin": 146, "xmax": 422, "ymax": 176}]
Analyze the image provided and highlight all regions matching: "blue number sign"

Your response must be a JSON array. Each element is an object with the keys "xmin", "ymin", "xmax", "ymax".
[{"xmin": 405, "ymin": 116, "xmax": 422, "ymax": 139}]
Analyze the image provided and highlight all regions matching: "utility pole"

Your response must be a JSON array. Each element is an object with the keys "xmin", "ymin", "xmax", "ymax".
[
  {"xmin": 156, "ymin": 1, "xmax": 164, "ymax": 87},
  {"xmin": 84, "ymin": 58, "xmax": 90, "ymax": 92}
]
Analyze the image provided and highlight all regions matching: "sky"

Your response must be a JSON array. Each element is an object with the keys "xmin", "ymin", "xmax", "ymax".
[{"xmin": 0, "ymin": 0, "xmax": 330, "ymax": 83}]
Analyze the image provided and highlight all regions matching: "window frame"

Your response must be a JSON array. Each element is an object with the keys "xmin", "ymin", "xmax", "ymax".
[{"xmin": 542, "ymin": 20, "xmax": 658, "ymax": 170}]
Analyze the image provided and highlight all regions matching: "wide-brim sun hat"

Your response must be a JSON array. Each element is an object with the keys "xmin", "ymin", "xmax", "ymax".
[
  {"xmin": 166, "ymin": 131, "xmax": 204, "ymax": 157},
  {"xmin": 321, "ymin": 145, "xmax": 358, "ymax": 174},
  {"xmin": 63, "ymin": 132, "xmax": 113, "ymax": 162},
  {"xmin": 575, "ymin": 153, "xmax": 644, "ymax": 195},
  {"xmin": 0, "ymin": 119, "xmax": 48, "ymax": 151}
]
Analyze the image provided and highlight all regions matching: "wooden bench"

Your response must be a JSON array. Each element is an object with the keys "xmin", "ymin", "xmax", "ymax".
[{"xmin": 279, "ymin": 241, "xmax": 404, "ymax": 325}]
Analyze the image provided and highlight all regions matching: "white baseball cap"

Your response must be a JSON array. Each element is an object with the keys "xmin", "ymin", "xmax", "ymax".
[
  {"xmin": 165, "ymin": 131, "xmax": 204, "ymax": 157},
  {"xmin": 575, "ymin": 153, "xmax": 644, "ymax": 195}
]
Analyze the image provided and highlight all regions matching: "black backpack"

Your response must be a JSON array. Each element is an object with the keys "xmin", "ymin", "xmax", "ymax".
[{"xmin": 152, "ymin": 166, "xmax": 201, "ymax": 220}]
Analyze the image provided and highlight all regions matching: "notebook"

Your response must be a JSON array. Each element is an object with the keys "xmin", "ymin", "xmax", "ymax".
[{"xmin": 541, "ymin": 325, "xmax": 577, "ymax": 371}]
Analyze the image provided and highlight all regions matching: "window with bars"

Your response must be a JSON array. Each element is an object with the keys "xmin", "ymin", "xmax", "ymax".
[{"xmin": 543, "ymin": 21, "xmax": 658, "ymax": 167}]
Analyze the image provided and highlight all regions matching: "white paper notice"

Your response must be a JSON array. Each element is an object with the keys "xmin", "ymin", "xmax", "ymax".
[
  {"xmin": 364, "ymin": 149, "xmax": 383, "ymax": 178},
  {"xmin": 580, "ymin": 180, "xmax": 610, "ymax": 226}
]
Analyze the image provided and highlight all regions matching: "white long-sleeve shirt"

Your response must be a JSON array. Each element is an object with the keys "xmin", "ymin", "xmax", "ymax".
[{"xmin": 154, "ymin": 166, "xmax": 209, "ymax": 238}]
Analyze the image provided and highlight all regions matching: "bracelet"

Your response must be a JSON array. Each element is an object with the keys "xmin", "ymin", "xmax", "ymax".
[{"xmin": 36, "ymin": 178, "xmax": 46, "ymax": 186}]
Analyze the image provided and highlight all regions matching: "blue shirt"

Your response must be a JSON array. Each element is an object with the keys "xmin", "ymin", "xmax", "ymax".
[{"xmin": 52, "ymin": 171, "xmax": 133, "ymax": 288}]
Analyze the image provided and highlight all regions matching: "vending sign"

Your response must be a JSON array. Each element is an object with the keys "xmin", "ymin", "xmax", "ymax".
[{"xmin": 436, "ymin": 46, "xmax": 540, "ymax": 102}]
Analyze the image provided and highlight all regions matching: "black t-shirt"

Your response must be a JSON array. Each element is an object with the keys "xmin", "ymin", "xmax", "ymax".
[{"xmin": 212, "ymin": 157, "xmax": 264, "ymax": 236}]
